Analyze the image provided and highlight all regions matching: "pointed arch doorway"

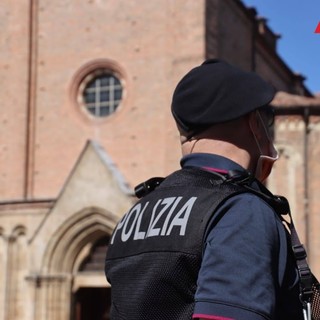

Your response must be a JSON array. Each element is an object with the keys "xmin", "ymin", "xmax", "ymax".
[
  {"xmin": 72, "ymin": 236, "xmax": 111, "ymax": 320},
  {"xmin": 40, "ymin": 209, "xmax": 119, "ymax": 320}
]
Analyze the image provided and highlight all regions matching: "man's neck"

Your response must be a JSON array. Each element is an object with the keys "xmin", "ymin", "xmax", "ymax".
[{"xmin": 181, "ymin": 138, "xmax": 254, "ymax": 173}]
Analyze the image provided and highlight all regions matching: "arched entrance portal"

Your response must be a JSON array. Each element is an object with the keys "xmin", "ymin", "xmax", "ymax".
[
  {"xmin": 72, "ymin": 236, "xmax": 111, "ymax": 320},
  {"xmin": 39, "ymin": 209, "xmax": 117, "ymax": 320}
]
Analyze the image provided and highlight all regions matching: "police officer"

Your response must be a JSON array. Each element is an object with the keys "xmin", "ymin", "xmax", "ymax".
[{"xmin": 105, "ymin": 60, "xmax": 304, "ymax": 320}]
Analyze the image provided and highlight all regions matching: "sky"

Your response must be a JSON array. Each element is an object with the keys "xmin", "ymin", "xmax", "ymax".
[{"xmin": 241, "ymin": 0, "xmax": 320, "ymax": 95}]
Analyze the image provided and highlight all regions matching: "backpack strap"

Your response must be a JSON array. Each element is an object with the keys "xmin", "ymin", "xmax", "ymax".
[
  {"xmin": 230, "ymin": 175, "xmax": 314, "ymax": 320},
  {"xmin": 283, "ymin": 211, "xmax": 314, "ymax": 320}
]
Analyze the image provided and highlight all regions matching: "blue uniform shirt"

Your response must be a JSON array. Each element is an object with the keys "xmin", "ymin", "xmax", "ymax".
[{"xmin": 181, "ymin": 153, "xmax": 302, "ymax": 320}]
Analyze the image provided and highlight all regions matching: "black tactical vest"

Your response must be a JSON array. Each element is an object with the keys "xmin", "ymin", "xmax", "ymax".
[{"xmin": 105, "ymin": 168, "xmax": 252, "ymax": 320}]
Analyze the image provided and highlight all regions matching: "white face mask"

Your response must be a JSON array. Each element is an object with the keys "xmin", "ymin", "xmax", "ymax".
[{"xmin": 250, "ymin": 111, "xmax": 279, "ymax": 182}]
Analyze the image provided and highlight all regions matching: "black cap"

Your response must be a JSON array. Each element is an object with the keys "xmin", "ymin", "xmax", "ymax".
[{"xmin": 171, "ymin": 59, "xmax": 275, "ymax": 133}]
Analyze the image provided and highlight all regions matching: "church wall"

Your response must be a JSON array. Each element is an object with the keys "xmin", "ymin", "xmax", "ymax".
[
  {"xmin": 214, "ymin": 0, "xmax": 253, "ymax": 70},
  {"xmin": 255, "ymin": 48, "xmax": 294, "ymax": 93},
  {"xmin": 27, "ymin": 0, "xmax": 205, "ymax": 199},
  {"xmin": 0, "ymin": 0, "xmax": 30, "ymax": 200},
  {"xmin": 269, "ymin": 116, "xmax": 306, "ymax": 237},
  {"xmin": 0, "ymin": 203, "xmax": 50, "ymax": 320},
  {"xmin": 308, "ymin": 118, "xmax": 320, "ymax": 272}
]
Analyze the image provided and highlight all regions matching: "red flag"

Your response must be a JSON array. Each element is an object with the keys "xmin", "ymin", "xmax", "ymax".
[{"xmin": 315, "ymin": 22, "xmax": 320, "ymax": 33}]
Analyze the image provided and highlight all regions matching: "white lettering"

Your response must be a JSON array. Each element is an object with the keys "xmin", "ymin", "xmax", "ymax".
[
  {"xmin": 133, "ymin": 202, "xmax": 149, "ymax": 240},
  {"xmin": 110, "ymin": 213, "xmax": 128, "ymax": 244},
  {"xmin": 147, "ymin": 197, "xmax": 176, "ymax": 237},
  {"xmin": 146, "ymin": 200, "xmax": 161, "ymax": 236},
  {"xmin": 160, "ymin": 197, "xmax": 182, "ymax": 235},
  {"xmin": 121, "ymin": 204, "xmax": 141, "ymax": 242},
  {"xmin": 166, "ymin": 197, "xmax": 197, "ymax": 236},
  {"xmin": 111, "ymin": 196, "xmax": 198, "ymax": 243}
]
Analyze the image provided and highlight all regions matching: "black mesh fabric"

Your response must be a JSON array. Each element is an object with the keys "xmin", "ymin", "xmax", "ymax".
[
  {"xmin": 108, "ymin": 252, "xmax": 198, "ymax": 319},
  {"xmin": 312, "ymin": 275, "xmax": 320, "ymax": 319}
]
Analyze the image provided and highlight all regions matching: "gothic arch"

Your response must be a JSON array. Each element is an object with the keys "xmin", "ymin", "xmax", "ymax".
[
  {"xmin": 41, "ymin": 207, "xmax": 118, "ymax": 274},
  {"xmin": 35, "ymin": 207, "xmax": 118, "ymax": 320}
]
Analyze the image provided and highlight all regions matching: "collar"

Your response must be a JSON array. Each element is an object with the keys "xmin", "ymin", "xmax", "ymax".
[
  {"xmin": 180, "ymin": 153, "xmax": 246, "ymax": 174},
  {"xmin": 180, "ymin": 153, "xmax": 275, "ymax": 198}
]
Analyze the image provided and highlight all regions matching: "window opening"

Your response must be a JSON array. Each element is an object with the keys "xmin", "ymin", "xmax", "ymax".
[{"xmin": 82, "ymin": 73, "xmax": 122, "ymax": 117}]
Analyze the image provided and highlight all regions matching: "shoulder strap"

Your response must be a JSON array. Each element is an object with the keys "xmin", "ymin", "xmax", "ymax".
[
  {"xmin": 284, "ymin": 211, "xmax": 314, "ymax": 305},
  {"xmin": 236, "ymin": 179, "xmax": 315, "ymax": 319}
]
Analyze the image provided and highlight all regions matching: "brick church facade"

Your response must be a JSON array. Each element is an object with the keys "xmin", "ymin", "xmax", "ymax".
[{"xmin": 0, "ymin": 0, "xmax": 319, "ymax": 318}]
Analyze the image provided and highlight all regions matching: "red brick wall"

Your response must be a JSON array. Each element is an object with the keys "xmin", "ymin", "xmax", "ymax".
[
  {"xmin": 0, "ymin": 0, "xmax": 30, "ymax": 200},
  {"xmin": 0, "ymin": 0, "xmax": 206, "ymax": 200},
  {"xmin": 308, "ymin": 118, "xmax": 320, "ymax": 272},
  {"xmin": 269, "ymin": 116, "xmax": 306, "ymax": 237}
]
